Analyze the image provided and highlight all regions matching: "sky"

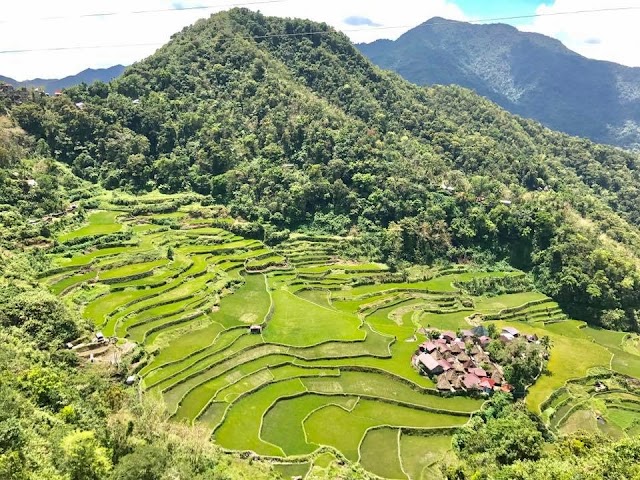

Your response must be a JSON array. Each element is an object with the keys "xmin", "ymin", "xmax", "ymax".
[{"xmin": 1, "ymin": 0, "xmax": 639, "ymax": 80}]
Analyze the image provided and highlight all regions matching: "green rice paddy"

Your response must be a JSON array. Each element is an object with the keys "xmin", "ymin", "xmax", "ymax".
[{"xmin": 45, "ymin": 203, "xmax": 640, "ymax": 479}]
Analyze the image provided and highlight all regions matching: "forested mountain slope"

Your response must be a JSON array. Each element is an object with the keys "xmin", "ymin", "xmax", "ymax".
[
  {"xmin": 0, "ymin": 116, "xmax": 97, "ymax": 247},
  {"xmin": 358, "ymin": 17, "xmax": 640, "ymax": 149},
  {"xmin": 11, "ymin": 8, "xmax": 640, "ymax": 331}
]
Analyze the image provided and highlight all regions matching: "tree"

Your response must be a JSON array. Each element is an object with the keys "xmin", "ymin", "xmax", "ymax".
[
  {"xmin": 110, "ymin": 446, "xmax": 168, "ymax": 480},
  {"xmin": 453, "ymin": 401, "xmax": 544, "ymax": 470},
  {"xmin": 0, "ymin": 290, "xmax": 82, "ymax": 346},
  {"xmin": 0, "ymin": 290, "xmax": 85, "ymax": 348},
  {"xmin": 60, "ymin": 431, "xmax": 112, "ymax": 480}
]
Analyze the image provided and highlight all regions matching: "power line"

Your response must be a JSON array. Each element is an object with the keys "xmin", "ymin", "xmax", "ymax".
[
  {"xmin": 0, "ymin": 0, "xmax": 286, "ymax": 23},
  {"xmin": 2, "ymin": 5, "xmax": 640, "ymax": 55}
]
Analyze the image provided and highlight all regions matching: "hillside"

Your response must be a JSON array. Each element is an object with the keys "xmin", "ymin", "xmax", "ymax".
[
  {"xmin": 11, "ymin": 8, "xmax": 640, "ymax": 333},
  {"xmin": 358, "ymin": 17, "xmax": 640, "ymax": 149},
  {"xmin": 2, "ymin": 9, "xmax": 640, "ymax": 480},
  {"xmin": 1, "ymin": 65, "xmax": 126, "ymax": 94}
]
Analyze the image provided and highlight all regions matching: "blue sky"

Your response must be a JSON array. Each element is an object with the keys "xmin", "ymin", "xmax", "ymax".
[
  {"xmin": 455, "ymin": 0, "xmax": 553, "ymax": 22},
  {"xmin": 1, "ymin": 0, "xmax": 639, "ymax": 79}
]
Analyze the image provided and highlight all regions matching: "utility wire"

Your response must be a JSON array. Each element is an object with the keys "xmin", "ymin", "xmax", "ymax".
[
  {"xmin": 0, "ymin": 0, "xmax": 287, "ymax": 23},
  {"xmin": 2, "ymin": 5, "xmax": 640, "ymax": 55}
]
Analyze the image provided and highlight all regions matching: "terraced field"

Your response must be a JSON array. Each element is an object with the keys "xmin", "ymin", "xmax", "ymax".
[
  {"xmin": 44, "ymin": 200, "xmax": 640, "ymax": 479},
  {"xmin": 543, "ymin": 376, "xmax": 640, "ymax": 439}
]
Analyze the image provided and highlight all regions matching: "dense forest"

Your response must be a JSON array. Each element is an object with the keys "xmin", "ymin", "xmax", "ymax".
[
  {"xmin": 11, "ymin": 9, "xmax": 640, "ymax": 332},
  {"xmin": 2, "ymin": 8, "xmax": 640, "ymax": 479},
  {"xmin": 1, "ymin": 121, "xmax": 639, "ymax": 479}
]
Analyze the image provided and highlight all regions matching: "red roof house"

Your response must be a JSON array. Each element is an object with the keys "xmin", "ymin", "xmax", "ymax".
[
  {"xmin": 419, "ymin": 341, "xmax": 437, "ymax": 353},
  {"xmin": 438, "ymin": 359, "xmax": 452, "ymax": 371},
  {"xmin": 470, "ymin": 367, "xmax": 487, "ymax": 378},
  {"xmin": 461, "ymin": 329, "xmax": 475, "ymax": 339},
  {"xmin": 462, "ymin": 374, "xmax": 481, "ymax": 390},
  {"xmin": 479, "ymin": 378, "xmax": 496, "ymax": 390},
  {"xmin": 441, "ymin": 331, "xmax": 457, "ymax": 341},
  {"xmin": 417, "ymin": 353, "xmax": 444, "ymax": 375}
]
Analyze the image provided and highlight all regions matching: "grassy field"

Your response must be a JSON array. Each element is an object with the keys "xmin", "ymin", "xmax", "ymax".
[
  {"xmin": 43, "ymin": 205, "xmax": 639, "ymax": 478},
  {"xmin": 400, "ymin": 434, "xmax": 452, "ymax": 480},
  {"xmin": 264, "ymin": 290, "xmax": 364, "ymax": 346},
  {"xmin": 59, "ymin": 210, "xmax": 123, "ymax": 242},
  {"xmin": 359, "ymin": 428, "xmax": 405, "ymax": 479},
  {"xmin": 262, "ymin": 393, "xmax": 357, "ymax": 455},
  {"xmin": 304, "ymin": 400, "xmax": 468, "ymax": 461},
  {"xmin": 523, "ymin": 320, "xmax": 615, "ymax": 411}
]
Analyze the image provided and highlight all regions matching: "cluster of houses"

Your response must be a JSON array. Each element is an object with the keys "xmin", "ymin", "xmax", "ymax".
[{"xmin": 412, "ymin": 326, "xmax": 537, "ymax": 394}]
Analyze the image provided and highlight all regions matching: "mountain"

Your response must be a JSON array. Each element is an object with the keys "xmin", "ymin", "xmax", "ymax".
[
  {"xmin": 3, "ymin": 9, "xmax": 640, "ymax": 479},
  {"xmin": 358, "ymin": 17, "xmax": 640, "ymax": 150},
  {"xmin": 10, "ymin": 8, "xmax": 640, "ymax": 332},
  {"xmin": 1, "ymin": 65, "xmax": 126, "ymax": 94}
]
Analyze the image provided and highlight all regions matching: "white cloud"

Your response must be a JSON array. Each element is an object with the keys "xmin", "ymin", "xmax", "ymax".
[
  {"xmin": 1, "ymin": 0, "xmax": 466, "ymax": 80},
  {"xmin": 520, "ymin": 0, "xmax": 640, "ymax": 67}
]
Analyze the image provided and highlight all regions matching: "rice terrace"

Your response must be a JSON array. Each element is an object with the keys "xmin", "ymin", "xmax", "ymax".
[{"xmin": 44, "ymin": 193, "xmax": 640, "ymax": 479}]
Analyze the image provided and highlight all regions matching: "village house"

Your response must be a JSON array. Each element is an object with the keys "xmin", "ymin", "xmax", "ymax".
[
  {"xmin": 500, "ymin": 332, "xmax": 516, "ymax": 343},
  {"xmin": 414, "ymin": 352, "xmax": 444, "ymax": 375},
  {"xmin": 419, "ymin": 341, "xmax": 437, "ymax": 353},
  {"xmin": 462, "ymin": 373, "xmax": 481, "ymax": 390},
  {"xmin": 441, "ymin": 331, "xmax": 457, "ymax": 342},
  {"xmin": 502, "ymin": 327, "xmax": 520, "ymax": 337},
  {"xmin": 413, "ymin": 326, "xmax": 538, "ymax": 394}
]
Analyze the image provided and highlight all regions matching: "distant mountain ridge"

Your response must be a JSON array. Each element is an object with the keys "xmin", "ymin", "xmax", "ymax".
[
  {"xmin": 358, "ymin": 17, "xmax": 640, "ymax": 150},
  {"xmin": 1, "ymin": 65, "xmax": 126, "ymax": 94}
]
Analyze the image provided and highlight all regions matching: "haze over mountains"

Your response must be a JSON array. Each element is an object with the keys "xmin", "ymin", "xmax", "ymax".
[
  {"xmin": 0, "ymin": 65, "xmax": 125, "ymax": 94},
  {"xmin": 358, "ymin": 17, "xmax": 640, "ymax": 150}
]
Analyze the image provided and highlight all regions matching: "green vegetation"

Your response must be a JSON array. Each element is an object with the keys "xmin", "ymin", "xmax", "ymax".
[
  {"xmin": 359, "ymin": 428, "xmax": 405, "ymax": 479},
  {"xmin": 447, "ymin": 393, "xmax": 640, "ymax": 479},
  {"xmin": 2, "ymin": 7, "xmax": 640, "ymax": 480},
  {"xmin": 58, "ymin": 210, "xmax": 122, "ymax": 242},
  {"xmin": 13, "ymin": 8, "xmax": 640, "ymax": 333},
  {"xmin": 400, "ymin": 433, "xmax": 453, "ymax": 480}
]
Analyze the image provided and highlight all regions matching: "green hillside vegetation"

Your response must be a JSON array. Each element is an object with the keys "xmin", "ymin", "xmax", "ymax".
[
  {"xmin": 1, "ymin": 8, "xmax": 640, "ymax": 480},
  {"xmin": 1, "ymin": 138, "xmax": 639, "ymax": 478},
  {"xmin": 24, "ymin": 193, "xmax": 639, "ymax": 478},
  {"xmin": 12, "ymin": 9, "xmax": 640, "ymax": 333},
  {"xmin": 0, "ymin": 116, "xmax": 96, "ymax": 248}
]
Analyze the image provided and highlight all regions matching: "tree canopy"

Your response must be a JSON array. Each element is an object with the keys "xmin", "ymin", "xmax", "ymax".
[{"xmin": 11, "ymin": 9, "xmax": 640, "ymax": 330}]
